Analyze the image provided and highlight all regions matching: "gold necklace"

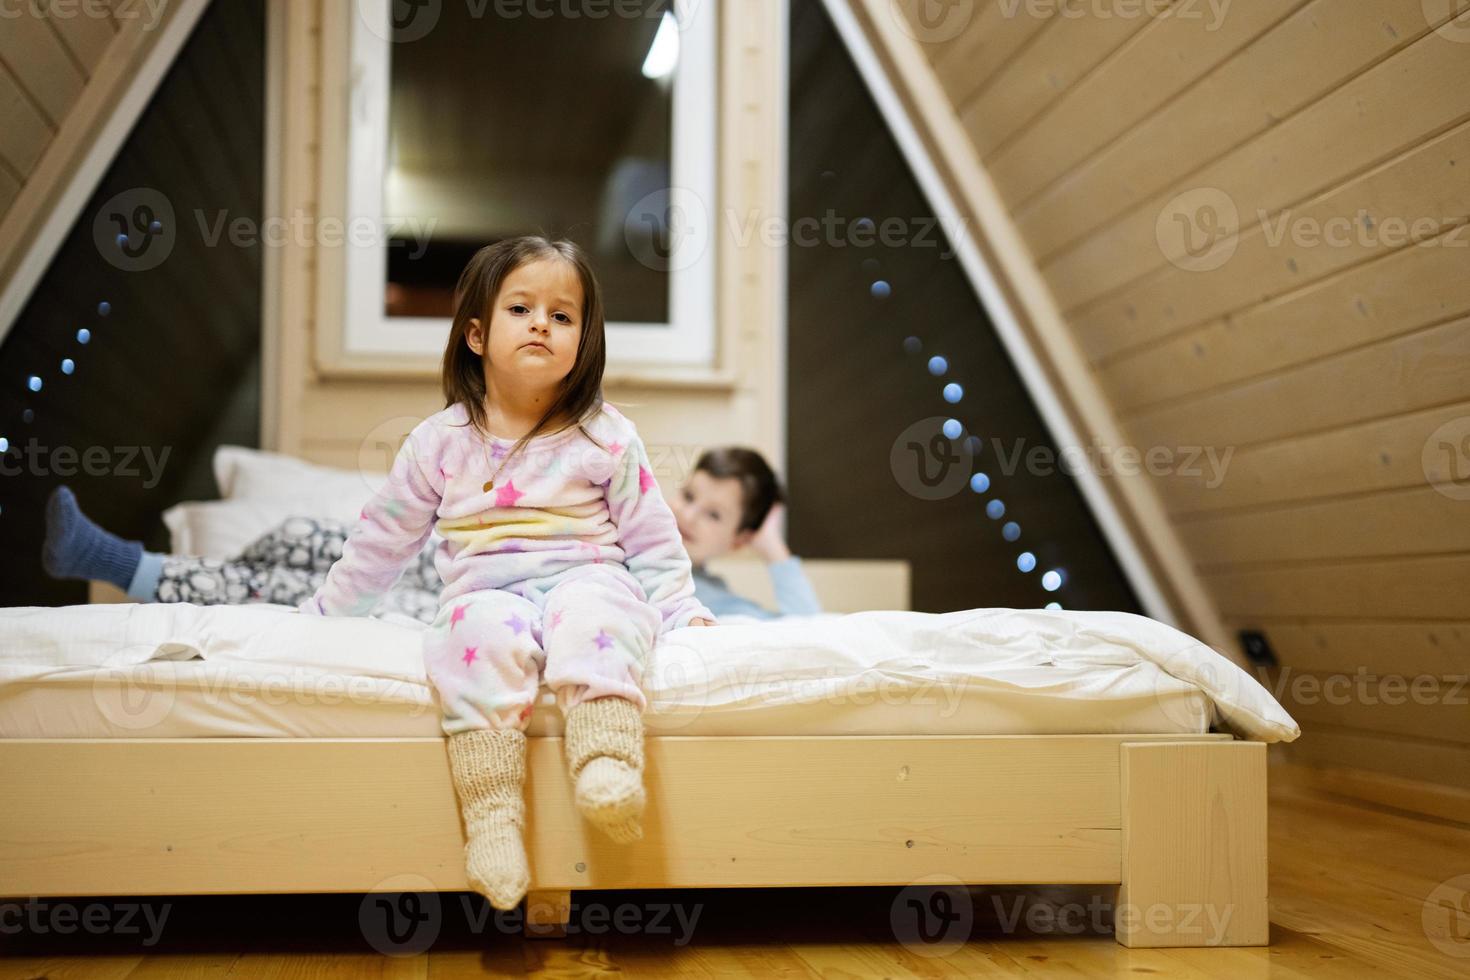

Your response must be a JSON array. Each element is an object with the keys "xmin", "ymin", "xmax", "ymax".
[
  {"xmin": 478, "ymin": 409, "xmax": 576, "ymax": 493},
  {"xmin": 480, "ymin": 434, "xmax": 514, "ymax": 493}
]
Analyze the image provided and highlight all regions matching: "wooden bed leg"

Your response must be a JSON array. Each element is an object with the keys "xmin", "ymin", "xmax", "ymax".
[
  {"xmin": 523, "ymin": 889, "xmax": 572, "ymax": 939},
  {"xmin": 1117, "ymin": 741, "xmax": 1269, "ymax": 948}
]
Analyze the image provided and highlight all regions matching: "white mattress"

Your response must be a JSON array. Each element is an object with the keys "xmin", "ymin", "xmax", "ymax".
[{"xmin": 0, "ymin": 603, "xmax": 1300, "ymax": 742}]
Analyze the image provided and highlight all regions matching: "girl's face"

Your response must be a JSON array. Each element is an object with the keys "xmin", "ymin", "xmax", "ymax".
[
  {"xmin": 466, "ymin": 257, "xmax": 583, "ymax": 393},
  {"xmin": 673, "ymin": 470, "xmax": 753, "ymax": 566}
]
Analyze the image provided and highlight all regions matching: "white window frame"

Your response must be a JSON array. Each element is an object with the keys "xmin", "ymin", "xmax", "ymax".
[{"xmin": 343, "ymin": 0, "xmax": 718, "ymax": 365}]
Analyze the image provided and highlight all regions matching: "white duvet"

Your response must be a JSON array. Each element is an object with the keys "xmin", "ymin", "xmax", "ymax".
[{"xmin": 0, "ymin": 603, "xmax": 1298, "ymax": 742}]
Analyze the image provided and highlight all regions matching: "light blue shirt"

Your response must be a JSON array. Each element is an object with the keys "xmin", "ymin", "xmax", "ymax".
[{"xmin": 692, "ymin": 556, "xmax": 823, "ymax": 620}]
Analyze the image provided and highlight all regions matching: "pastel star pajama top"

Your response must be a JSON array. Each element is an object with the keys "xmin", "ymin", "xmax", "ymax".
[{"xmin": 301, "ymin": 401, "xmax": 715, "ymax": 733}]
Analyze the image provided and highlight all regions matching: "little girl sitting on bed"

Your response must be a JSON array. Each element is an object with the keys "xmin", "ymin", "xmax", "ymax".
[{"xmin": 302, "ymin": 236, "xmax": 715, "ymax": 909}]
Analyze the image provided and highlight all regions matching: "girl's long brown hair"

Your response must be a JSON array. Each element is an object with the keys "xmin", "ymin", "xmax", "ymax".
[{"xmin": 442, "ymin": 236, "xmax": 607, "ymax": 465}]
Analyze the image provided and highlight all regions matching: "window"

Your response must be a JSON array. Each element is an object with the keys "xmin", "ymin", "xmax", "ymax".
[{"xmin": 340, "ymin": 0, "xmax": 717, "ymax": 366}]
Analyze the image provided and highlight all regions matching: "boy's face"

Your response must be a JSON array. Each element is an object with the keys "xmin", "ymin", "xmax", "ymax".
[
  {"xmin": 466, "ymin": 257, "xmax": 583, "ymax": 395},
  {"xmin": 673, "ymin": 470, "xmax": 753, "ymax": 566}
]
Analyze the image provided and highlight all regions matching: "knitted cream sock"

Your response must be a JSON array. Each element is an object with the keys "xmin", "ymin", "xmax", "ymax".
[
  {"xmin": 446, "ymin": 728, "xmax": 530, "ymax": 910},
  {"xmin": 563, "ymin": 696, "xmax": 646, "ymax": 844}
]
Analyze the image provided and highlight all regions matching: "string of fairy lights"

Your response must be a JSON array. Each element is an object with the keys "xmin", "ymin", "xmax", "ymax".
[
  {"xmin": 0, "ymin": 301, "xmax": 110, "ymax": 519},
  {"xmin": 881, "ymin": 280, "xmax": 1068, "ymax": 611}
]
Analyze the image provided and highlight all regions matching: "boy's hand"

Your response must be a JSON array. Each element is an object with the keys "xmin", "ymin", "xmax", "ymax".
[
  {"xmin": 689, "ymin": 617, "xmax": 715, "ymax": 627},
  {"xmin": 748, "ymin": 502, "xmax": 792, "ymax": 563}
]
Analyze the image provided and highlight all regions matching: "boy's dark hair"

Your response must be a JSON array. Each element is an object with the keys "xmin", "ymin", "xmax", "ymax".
[{"xmin": 695, "ymin": 447, "xmax": 785, "ymax": 533}]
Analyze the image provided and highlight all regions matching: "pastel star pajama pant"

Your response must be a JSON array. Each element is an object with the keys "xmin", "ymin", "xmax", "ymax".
[{"xmin": 423, "ymin": 563, "xmax": 662, "ymax": 735}]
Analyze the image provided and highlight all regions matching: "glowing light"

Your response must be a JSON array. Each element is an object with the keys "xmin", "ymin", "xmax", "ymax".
[
  {"xmin": 1045, "ymin": 601, "xmax": 1062, "ymax": 611},
  {"xmin": 641, "ymin": 11, "xmax": 680, "ymax": 79},
  {"xmin": 1002, "ymin": 521, "xmax": 1020, "ymax": 542},
  {"xmin": 943, "ymin": 382, "xmax": 963, "ymax": 403},
  {"xmin": 927, "ymin": 356, "xmax": 947, "ymax": 376},
  {"xmin": 97, "ymin": 302, "xmax": 111, "ymax": 316},
  {"xmin": 60, "ymin": 359, "xmax": 75, "ymax": 375},
  {"xmin": 870, "ymin": 280, "xmax": 892, "ymax": 299},
  {"xmin": 0, "ymin": 437, "xmax": 8, "ymax": 453},
  {"xmin": 27, "ymin": 376, "xmax": 42, "ymax": 392},
  {"xmin": 942, "ymin": 418, "xmax": 962, "ymax": 439},
  {"xmin": 77, "ymin": 328, "xmax": 91, "ymax": 344},
  {"xmin": 969, "ymin": 472, "xmax": 990, "ymax": 493},
  {"xmin": 986, "ymin": 499, "xmax": 1005, "ymax": 519},
  {"xmin": 1017, "ymin": 551, "xmax": 1037, "ymax": 573},
  {"xmin": 1042, "ymin": 570, "xmax": 1064, "ymax": 592}
]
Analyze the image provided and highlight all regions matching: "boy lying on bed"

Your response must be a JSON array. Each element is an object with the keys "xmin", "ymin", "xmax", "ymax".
[{"xmin": 41, "ymin": 446, "xmax": 822, "ymax": 624}]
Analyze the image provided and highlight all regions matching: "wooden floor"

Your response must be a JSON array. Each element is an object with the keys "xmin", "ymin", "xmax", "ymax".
[{"xmin": 2, "ymin": 763, "xmax": 1466, "ymax": 978}]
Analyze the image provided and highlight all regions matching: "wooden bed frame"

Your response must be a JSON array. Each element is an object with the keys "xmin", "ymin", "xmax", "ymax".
[
  {"xmin": 0, "ymin": 732, "xmax": 1268, "ymax": 948},
  {"xmin": 3, "ymin": 568, "xmax": 1267, "ymax": 948}
]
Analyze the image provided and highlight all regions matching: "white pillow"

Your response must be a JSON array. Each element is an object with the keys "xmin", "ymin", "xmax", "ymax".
[
  {"xmin": 213, "ymin": 445, "xmax": 379, "ymax": 503},
  {"xmin": 162, "ymin": 493, "xmax": 366, "ymax": 557}
]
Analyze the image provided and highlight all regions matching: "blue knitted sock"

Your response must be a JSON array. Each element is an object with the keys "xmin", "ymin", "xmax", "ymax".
[{"xmin": 42, "ymin": 486, "xmax": 143, "ymax": 589}]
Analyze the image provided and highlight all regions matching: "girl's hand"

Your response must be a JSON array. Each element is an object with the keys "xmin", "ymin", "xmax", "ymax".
[
  {"xmin": 748, "ymin": 502, "xmax": 792, "ymax": 564},
  {"xmin": 690, "ymin": 617, "xmax": 715, "ymax": 627}
]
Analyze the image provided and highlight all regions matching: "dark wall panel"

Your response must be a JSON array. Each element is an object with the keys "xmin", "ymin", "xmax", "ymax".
[
  {"xmin": 0, "ymin": 0, "xmax": 265, "ymax": 606},
  {"xmin": 785, "ymin": 0, "xmax": 1140, "ymax": 615}
]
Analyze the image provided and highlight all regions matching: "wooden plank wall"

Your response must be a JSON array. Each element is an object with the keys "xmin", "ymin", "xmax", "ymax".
[
  {"xmin": 0, "ymin": 2, "xmax": 119, "ymax": 218},
  {"xmin": 263, "ymin": 0, "xmax": 788, "ymax": 496},
  {"xmin": 897, "ymin": 0, "xmax": 1470, "ymax": 786}
]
